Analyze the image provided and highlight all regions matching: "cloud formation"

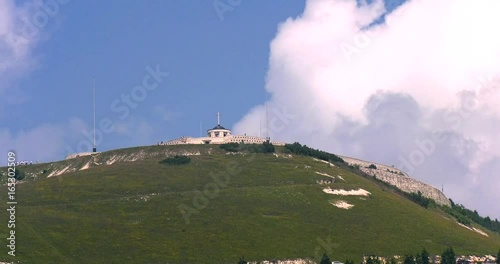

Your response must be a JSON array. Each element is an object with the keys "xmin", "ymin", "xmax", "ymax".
[
  {"xmin": 0, "ymin": 0, "xmax": 40, "ymax": 87},
  {"xmin": 234, "ymin": 0, "xmax": 500, "ymax": 218},
  {"xmin": 0, "ymin": 118, "xmax": 88, "ymax": 163},
  {"xmin": 0, "ymin": 0, "xmax": 80, "ymax": 164}
]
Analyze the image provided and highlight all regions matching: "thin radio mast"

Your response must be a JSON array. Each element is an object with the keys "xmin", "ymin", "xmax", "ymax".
[
  {"xmin": 93, "ymin": 77, "xmax": 96, "ymax": 153},
  {"xmin": 259, "ymin": 116, "xmax": 262, "ymax": 138},
  {"xmin": 265, "ymin": 92, "xmax": 269, "ymax": 140}
]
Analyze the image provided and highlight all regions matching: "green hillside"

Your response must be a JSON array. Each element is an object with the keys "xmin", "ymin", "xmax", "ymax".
[{"xmin": 0, "ymin": 145, "xmax": 499, "ymax": 263}]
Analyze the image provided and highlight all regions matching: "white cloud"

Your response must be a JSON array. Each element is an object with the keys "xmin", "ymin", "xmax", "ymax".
[
  {"xmin": 235, "ymin": 0, "xmax": 500, "ymax": 218},
  {"xmin": 153, "ymin": 105, "xmax": 181, "ymax": 122},
  {"xmin": 113, "ymin": 117, "xmax": 155, "ymax": 146},
  {"xmin": 0, "ymin": 117, "xmax": 88, "ymax": 164},
  {"xmin": 0, "ymin": 0, "xmax": 40, "ymax": 85},
  {"xmin": 0, "ymin": 0, "xmax": 77, "ymax": 164}
]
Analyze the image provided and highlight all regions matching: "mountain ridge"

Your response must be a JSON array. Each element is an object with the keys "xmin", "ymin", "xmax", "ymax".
[
  {"xmin": 7, "ymin": 144, "xmax": 450, "ymax": 208},
  {"xmin": 1, "ymin": 144, "xmax": 499, "ymax": 263}
]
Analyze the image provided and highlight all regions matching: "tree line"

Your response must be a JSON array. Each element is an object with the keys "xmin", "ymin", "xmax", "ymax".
[
  {"xmin": 284, "ymin": 142, "xmax": 344, "ymax": 163},
  {"xmin": 314, "ymin": 247, "xmax": 499, "ymax": 264},
  {"xmin": 219, "ymin": 141, "xmax": 275, "ymax": 154},
  {"xmin": 444, "ymin": 200, "xmax": 500, "ymax": 233}
]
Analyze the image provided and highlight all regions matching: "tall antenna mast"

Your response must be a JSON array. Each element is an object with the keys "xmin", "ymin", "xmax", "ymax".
[
  {"xmin": 93, "ymin": 77, "xmax": 96, "ymax": 153},
  {"xmin": 265, "ymin": 92, "xmax": 269, "ymax": 140},
  {"xmin": 259, "ymin": 115, "xmax": 262, "ymax": 138}
]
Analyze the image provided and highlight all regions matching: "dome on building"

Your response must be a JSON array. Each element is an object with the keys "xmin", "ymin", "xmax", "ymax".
[
  {"xmin": 160, "ymin": 111, "xmax": 285, "ymax": 147},
  {"xmin": 209, "ymin": 124, "xmax": 228, "ymax": 131},
  {"xmin": 207, "ymin": 112, "xmax": 232, "ymax": 138}
]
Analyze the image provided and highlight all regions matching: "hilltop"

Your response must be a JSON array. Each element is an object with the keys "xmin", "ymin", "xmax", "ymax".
[{"xmin": 0, "ymin": 144, "xmax": 499, "ymax": 263}]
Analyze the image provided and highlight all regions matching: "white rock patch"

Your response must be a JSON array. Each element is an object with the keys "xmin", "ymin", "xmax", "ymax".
[
  {"xmin": 48, "ymin": 165, "xmax": 71, "ymax": 177},
  {"xmin": 323, "ymin": 188, "xmax": 371, "ymax": 196},
  {"xmin": 315, "ymin": 171, "xmax": 335, "ymax": 179},
  {"xmin": 330, "ymin": 200, "xmax": 354, "ymax": 209},
  {"xmin": 472, "ymin": 227, "xmax": 489, "ymax": 237},
  {"xmin": 337, "ymin": 175, "xmax": 345, "ymax": 181},
  {"xmin": 80, "ymin": 161, "xmax": 91, "ymax": 171},
  {"xmin": 106, "ymin": 155, "xmax": 118, "ymax": 165},
  {"xmin": 312, "ymin": 158, "xmax": 335, "ymax": 167},
  {"xmin": 457, "ymin": 223, "xmax": 489, "ymax": 237}
]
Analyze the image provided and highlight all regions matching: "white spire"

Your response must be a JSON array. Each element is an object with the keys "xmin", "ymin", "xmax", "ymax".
[
  {"xmin": 93, "ymin": 77, "xmax": 96, "ymax": 152},
  {"xmin": 217, "ymin": 112, "xmax": 220, "ymax": 125}
]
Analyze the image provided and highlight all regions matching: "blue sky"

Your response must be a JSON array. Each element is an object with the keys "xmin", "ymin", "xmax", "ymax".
[
  {"xmin": 2, "ymin": 0, "xmax": 409, "ymax": 162},
  {"xmin": 3, "ymin": 0, "xmax": 500, "ymax": 219},
  {"xmin": 3, "ymin": 1, "xmax": 306, "ymax": 157}
]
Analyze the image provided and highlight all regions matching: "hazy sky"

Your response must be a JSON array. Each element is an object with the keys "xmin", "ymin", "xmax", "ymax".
[{"xmin": 2, "ymin": 0, "xmax": 499, "ymax": 219}]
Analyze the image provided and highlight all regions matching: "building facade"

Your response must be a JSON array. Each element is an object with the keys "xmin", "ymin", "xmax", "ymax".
[{"xmin": 162, "ymin": 113, "xmax": 285, "ymax": 146}]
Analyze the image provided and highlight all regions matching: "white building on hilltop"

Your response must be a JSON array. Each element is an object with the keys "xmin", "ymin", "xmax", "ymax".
[{"xmin": 162, "ymin": 113, "xmax": 285, "ymax": 146}]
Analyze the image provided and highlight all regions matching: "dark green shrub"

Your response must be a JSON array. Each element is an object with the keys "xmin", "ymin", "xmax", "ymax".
[
  {"xmin": 346, "ymin": 259, "xmax": 355, "ymax": 264},
  {"xmin": 238, "ymin": 257, "xmax": 247, "ymax": 264},
  {"xmin": 159, "ymin": 155, "xmax": 191, "ymax": 165},
  {"xmin": 368, "ymin": 164, "xmax": 377, "ymax": 169},
  {"xmin": 262, "ymin": 141, "xmax": 275, "ymax": 153},
  {"xmin": 320, "ymin": 253, "xmax": 331, "ymax": 264},
  {"xmin": 441, "ymin": 247, "xmax": 455, "ymax": 264},
  {"xmin": 220, "ymin": 143, "xmax": 240, "ymax": 152},
  {"xmin": 221, "ymin": 142, "xmax": 275, "ymax": 154},
  {"xmin": 404, "ymin": 254, "xmax": 415, "ymax": 264},
  {"xmin": 284, "ymin": 142, "xmax": 344, "ymax": 163},
  {"xmin": 421, "ymin": 248, "xmax": 430, "ymax": 264},
  {"xmin": 407, "ymin": 191, "xmax": 433, "ymax": 208},
  {"xmin": 14, "ymin": 169, "xmax": 25, "ymax": 180}
]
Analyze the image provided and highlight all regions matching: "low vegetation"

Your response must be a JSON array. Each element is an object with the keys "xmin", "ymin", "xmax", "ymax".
[
  {"xmin": 159, "ymin": 155, "xmax": 191, "ymax": 165},
  {"xmin": 220, "ymin": 141, "xmax": 275, "ymax": 153},
  {"xmin": 0, "ymin": 168, "xmax": 25, "ymax": 183},
  {"xmin": 320, "ymin": 253, "xmax": 331, "ymax": 264},
  {"xmin": 341, "ymin": 161, "xmax": 499, "ymax": 233},
  {"xmin": 443, "ymin": 200, "xmax": 500, "ymax": 232},
  {"xmin": 284, "ymin": 142, "xmax": 344, "ymax": 163},
  {"xmin": 0, "ymin": 145, "xmax": 499, "ymax": 263},
  {"xmin": 406, "ymin": 191, "xmax": 435, "ymax": 209},
  {"xmin": 14, "ymin": 168, "xmax": 25, "ymax": 180},
  {"xmin": 441, "ymin": 247, "xmax": 455, "ymax": 264}
]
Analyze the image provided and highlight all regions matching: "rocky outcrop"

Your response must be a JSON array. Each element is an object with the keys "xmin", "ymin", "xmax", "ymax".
[
  {"xmin": 5, "ymin": 145, "xmax": 214, "ymax": 181},
  {"xmin": 4, "ymin": 145, "xmax": 451, "ymax": 208},
  {"xmin": 339, "ymin": 156, "xmax": 451, "ymax": 207}
]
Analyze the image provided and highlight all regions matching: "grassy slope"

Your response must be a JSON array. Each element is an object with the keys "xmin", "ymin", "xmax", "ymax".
[{"xmin": 0, "ymin": 147, "xmax": 499, "ymax": 263}]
